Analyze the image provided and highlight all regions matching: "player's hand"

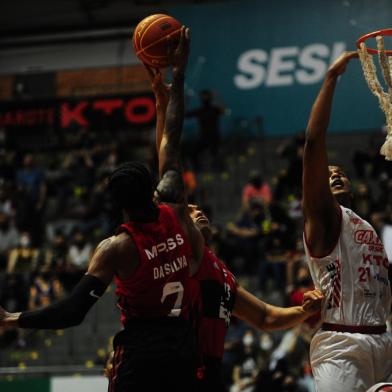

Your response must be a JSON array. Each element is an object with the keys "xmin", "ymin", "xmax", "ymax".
[
  {"xmin": 167, "ymin": 26, "xmax": 190, "ymax": 75},
  {"xmin": 0, "ymin": 305, "xmax": 10, "ymax": 326},
  {"xmin": 302, "ymin": 289, "xmax": 324, "ymax": 315},
  {"xmin": 327, "ymin": 51, "xmax": 358, "ymax": 77},
  {"xmin": 144, "ymin": 65, "xmax": 171, "ymax": 109},
  {"xmin": 0, "ymin": 305, "xmax": 20, "ymax": 327}
]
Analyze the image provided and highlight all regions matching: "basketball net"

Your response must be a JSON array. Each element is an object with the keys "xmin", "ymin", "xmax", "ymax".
[{"xmin": 358, "ymin": 37, "xmax": 392, "ymax": 160}]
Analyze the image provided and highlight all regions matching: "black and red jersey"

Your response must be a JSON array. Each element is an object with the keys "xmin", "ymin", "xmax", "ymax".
[
  {"xmin": 192, "ymin": 246, "xmax": 237, "ymax": 360},
  {"xmin": 114, "ymin": 204, "xmax": 193, "ymax": 325}
]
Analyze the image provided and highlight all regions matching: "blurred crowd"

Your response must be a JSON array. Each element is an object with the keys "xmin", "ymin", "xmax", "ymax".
[{"xmin": 0, "ymin": 114, "xmax": 392, "ymax": 391}]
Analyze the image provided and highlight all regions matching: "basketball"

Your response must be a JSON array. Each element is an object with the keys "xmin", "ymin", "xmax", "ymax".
[{"xmin": 133, "ymin": 14, "xmax": 182, "ymax": 68}]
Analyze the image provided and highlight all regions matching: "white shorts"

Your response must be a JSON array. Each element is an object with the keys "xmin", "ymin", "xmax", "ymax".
[{"xmin": 310, "ymin": 329, "xmax": 392, "ymax": 392}]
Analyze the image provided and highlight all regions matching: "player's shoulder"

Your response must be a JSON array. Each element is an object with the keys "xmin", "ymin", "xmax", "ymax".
[{"xmin": 96, "ymin": 234, "xmax": 134, "ymax": 255}]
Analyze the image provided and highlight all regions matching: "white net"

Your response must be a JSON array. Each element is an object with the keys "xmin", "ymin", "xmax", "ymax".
[{"xmin": 358, "ymin": 36, "xmax": 392, "ymax": 160}]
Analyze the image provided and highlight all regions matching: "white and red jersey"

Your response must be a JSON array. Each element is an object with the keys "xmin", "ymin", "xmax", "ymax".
[{"xmin": 304, "ymin": 206, "xmax": 391, "ymax": 326}]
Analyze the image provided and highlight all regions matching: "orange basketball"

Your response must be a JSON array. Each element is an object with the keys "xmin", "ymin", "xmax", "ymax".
[{"xmin": 133, "ymin": 14, "xmax": 182, "ymax": 68}]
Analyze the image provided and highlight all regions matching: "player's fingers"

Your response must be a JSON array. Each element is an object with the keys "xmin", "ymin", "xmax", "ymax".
[
  {"xmin": 167, "ymin": 34, "xmax": 177, "ymax": 60},
  {"xmin": 183, "ymin": 27, "xmax": 190, "ymax": 54},
  {"xmin": 177, "ymin": 26, "xmax": 186, "ymax": 52},
  {"xmin": 312, "ymin": 290, "xmax": 324, "ymax": 299},
  {"xmin": 303, "ymin": 293, "xmax": 316, "ymax": 301},
  {"xmin": 346, "ymin": 51, "xmax": 359, "ymax": 59},
  {"xmin": 184, "ymin": 27, "xmax": 190, "ymax": 45}
]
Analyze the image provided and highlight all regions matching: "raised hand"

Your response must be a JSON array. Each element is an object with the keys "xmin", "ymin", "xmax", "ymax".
[
  {"xmin": 327, "ymin": 51, "xmax": 359, "ymax": 77},
  {"xmin": 144, "ymin": 64, "xmax": 171, "ymax": 110},
  {"xmin": 302, "ymin": 289, "xmax": 324, "ymax": 315},
  {"xmin": 167, "ymin": 26, "xmax": 190, "ymax": 75}
]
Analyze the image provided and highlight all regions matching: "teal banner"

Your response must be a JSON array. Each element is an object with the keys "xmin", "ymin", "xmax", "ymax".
[{"xmin": 170, "ymin": 0, "xmax": 392, "ymax": 136}]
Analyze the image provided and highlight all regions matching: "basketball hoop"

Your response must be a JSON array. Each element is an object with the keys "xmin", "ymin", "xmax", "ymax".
[
  {"xmin": 356, "ymin": 28, "xmax": 392, "ymax": 55},
  {"xmin": 357, "ymin": 28, "xmax": 392, "ymax": 160}
]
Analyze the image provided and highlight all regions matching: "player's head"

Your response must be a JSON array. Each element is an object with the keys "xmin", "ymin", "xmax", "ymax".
[
  {"xmin": 188, "ymin": 204, "xmax": 212, "ymax": 241},
  {"xmin": 328, "ymin": 165, "xmax": 353, "ymax": 205},
  {"xmin": 108, "ymin": 162, "xmax": 156, "ymax": 220}
]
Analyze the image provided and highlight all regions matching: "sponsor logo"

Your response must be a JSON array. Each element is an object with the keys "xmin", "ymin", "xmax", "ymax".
[
  {"xmin": 355, "ymin": 230, "xmax": 383, "ymax": 246},
  {"xmin": 362, "ymin": 254, "xmax": 389, "ymax": 269},
  {"xmin": 234, "ymin": 42, "xmax": 346, "ymax": 89},
  {"xmin": 145, "ymin": 234, "xmax": 185, "ymax": 260},
  {"xmin": 89, "ymin": 290, "xmax": 100, "ymax": 299}
]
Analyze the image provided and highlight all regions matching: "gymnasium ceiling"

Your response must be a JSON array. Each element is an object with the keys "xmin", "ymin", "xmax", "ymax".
[{"xmin": 1, "ymin": 0, "xmax": 219, "ymax": 47}]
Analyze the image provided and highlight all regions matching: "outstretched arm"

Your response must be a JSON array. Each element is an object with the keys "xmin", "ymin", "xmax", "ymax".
[
  {"xmin": 303, "ymin": 51, "xmax": 358, "ymax": 256},
  {"xmin": 157, "ymin": 28, "xmax": 190, "ymax": 203},
  {"xmin": 233, "ymin": 286, "xmax": 323, "ymax": 331},
  {"xmin": 0, "ymin": 237, "xmax": 117, "ymax": 329},
  {"xmin": 144, "ymin": 65, "xmax": 170, "ymax": 154},
  {"xmin": 157, "ymin": 26, "xmax": 189, "ymax": 204}
]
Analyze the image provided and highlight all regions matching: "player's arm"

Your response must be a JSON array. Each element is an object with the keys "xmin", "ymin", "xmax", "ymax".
[
  {"xmin": 233, "ymin": 286, "xmax": 323, "ymax": 331},
  {"xmin": 157, "ymin": 27, "xmax": 190, "ymax": 204},
  {"xmin": 0, "ymin": 237, "xmax": 118, "ymax": 329},
  {"xmin": 144, "ymin": 65, "xmax": 184, "ymax": 204},
  {"xmin": 144, "ymin": 65, "xmax": 170, "ymax": 154},
  {"xmin": 303, "ymin": 51, "xmax": 357, "ymax": 255}
]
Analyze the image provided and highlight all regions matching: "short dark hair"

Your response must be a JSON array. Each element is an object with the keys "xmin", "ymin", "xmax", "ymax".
[{"xmin": 108, "ymin": 162, "xmax": 154, "ymax": 213}]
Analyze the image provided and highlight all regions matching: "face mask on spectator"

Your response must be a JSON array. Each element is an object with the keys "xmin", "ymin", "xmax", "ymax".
[
  {"xmin": 243, "ymin": 333, "xmax": 254, "ymax": 347},
  {"xmin": 260, "ymin": 333, "xmax": 273, "ymax": 351},
  {"xmin": 20, "ymin": 235, "xmax": 31, "ymax": 248}
]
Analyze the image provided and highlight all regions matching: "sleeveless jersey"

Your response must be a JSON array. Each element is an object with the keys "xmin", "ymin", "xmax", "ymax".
[
  {"xmin": 192, "ymin": 246, "xmax": 237, "ymax": 359},
  {"xmin": 115, "ymin": 204, "xmax": 193, "ymax": 325},
  {"xmin": 304, "ymin": 206, "xmax": 391, "ymax": 325}
]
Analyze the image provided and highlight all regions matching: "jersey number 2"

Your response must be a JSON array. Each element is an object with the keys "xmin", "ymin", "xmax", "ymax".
[{"xmin": 161, "ymin": 282, "xmax": 184, "ymax": 317}]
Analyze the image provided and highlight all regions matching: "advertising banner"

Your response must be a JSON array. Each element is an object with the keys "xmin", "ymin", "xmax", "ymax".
[
  {"xmin": 0, "ymin": 92, "xmax": 155, "ymax": 133},
  {"xmin": 170, "ymin": 0, "xmax": 392, "ymax": 135}
]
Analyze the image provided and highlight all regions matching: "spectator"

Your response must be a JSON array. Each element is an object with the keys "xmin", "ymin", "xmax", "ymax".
[
  {"xmin": 6, "ymin": 232, "xmax": 39, "ymax": 315},
  {"xmin": 222, "ymin": 319, "xmax": 248, "ymax": 391},
  {"xmin": 352, "ymin": 181, "xmax": 375, "ymax": 221},
  {"xmin": 0, "ymin": 149, "xmax": 15, "ymax": 183},
  {"xmin": 43, "ymin": 229, "xmax": 68, "ymax": 272},
  {"xmin": 230, "ymin": 329, "xmax": 260, "ymax": 392},
  {"xmin": 186, "ymin": 89, "xmax": 225, "ymax": 170},
  {"xmin": 0, "ymin": 181, "xmax": 14, "ymax": 218},
  {"xmin": 226, "ymin": 200, "xmax": 264, "ymax": 274},
  {"xmin": 28, "ymin": 273, "xmax": 63, "ymax": 310},
  {"xmin": 7, "ymin": 232, "xmax": 39, "ymax": 275},
  {"xmin": 0, "ymin": 212, "xmax": 19, "ymax": 271},
  {"xmin": 183, "ymin": 168, "xmax": 197, "ymax": 203},
  {"xmin": 352, "ymin": 136, "xmax": 392, "ymax": 180},
  {"xmin": 242, "ymin": 170, "xmax": 272, "ymax": 209},
  {"xmin": 275, "ymin": 132, "xmax": 305, "ymax": 199},
  {"xmin": 16, "ymin": 154, "xmax": 47, "ymax": 245},
  {"xmin": 66, "ymin": 229, "xmax": 93, "ymax": 289}
]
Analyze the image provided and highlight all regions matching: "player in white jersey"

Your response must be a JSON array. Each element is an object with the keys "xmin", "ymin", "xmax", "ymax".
[{"xmin": 302, "ymin": 51, "xmax": 392, "ymax": 392}]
